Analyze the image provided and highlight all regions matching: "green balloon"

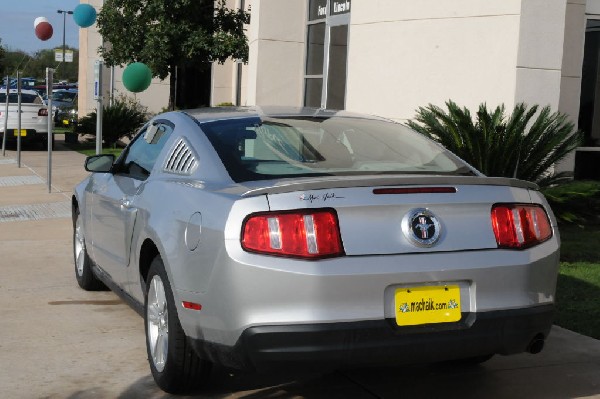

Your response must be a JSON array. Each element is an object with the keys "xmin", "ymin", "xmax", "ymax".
[{"xmin": 122, "ymin": 63, "xmax": 152, "ymax": 93}]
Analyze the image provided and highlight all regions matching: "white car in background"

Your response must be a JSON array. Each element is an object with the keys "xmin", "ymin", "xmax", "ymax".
[{"xmin": 0, "ymin": 89, "xmax": 51, "ymax": 149}]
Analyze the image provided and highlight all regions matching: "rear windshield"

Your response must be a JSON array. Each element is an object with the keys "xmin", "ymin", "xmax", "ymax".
[
  {"xmin": 0, "ymin": 93, "xmax": 42, "ymax": 104},
  {"xmin": 200, "ymin": 116, "xmax": 472, "ymax": 182}
]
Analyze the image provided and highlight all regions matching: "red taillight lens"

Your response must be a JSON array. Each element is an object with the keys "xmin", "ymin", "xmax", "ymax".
[
  {"xmin": 38, "ymin": 108, "xmax": 48, "ymax": 116},
  {"xmin": 491, "ymin": 204, "xmax": 552, "ymax": 249},
  {"xmin": 242, "ymin": 209, "xmax": 344, "ymax": 259}
]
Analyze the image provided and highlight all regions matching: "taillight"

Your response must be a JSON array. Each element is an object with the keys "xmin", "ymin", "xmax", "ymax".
[
  {"xmin": 38, "ymin": 108, "xmax": 48, "ymax": 116},
  {"xmin": 491, "ymin": 204, "xmax": 552, "ymax": 249},
  {"xmin": 242, "ymin": 209, "xmax": 344, "ymax": 259}
]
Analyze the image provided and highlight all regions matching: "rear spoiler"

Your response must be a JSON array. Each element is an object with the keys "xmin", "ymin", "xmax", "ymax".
[{"xmin": 240, "ymin": 175, "xmax": 538, "ymax": 197}]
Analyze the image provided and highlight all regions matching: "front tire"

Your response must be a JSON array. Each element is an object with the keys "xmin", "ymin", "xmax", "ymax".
[
  {"xmin": 73, "ymin": 208, "xmax": 105, "ymax": 291},
  {"xmin": 145, "ymin": 256, "xmax": 211, "ymax": 394}
]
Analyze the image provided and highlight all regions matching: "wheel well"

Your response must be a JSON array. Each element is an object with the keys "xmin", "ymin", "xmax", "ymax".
[
  {"xmin": 139, "ymin": 239, "xmax": 159, "ymax": 286},
  {"xmin": 71, "ymin": 196, "xmax": 79, "ymax": 227}
]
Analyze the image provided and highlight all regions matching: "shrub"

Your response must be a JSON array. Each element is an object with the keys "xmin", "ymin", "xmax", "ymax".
[
  {"xmin": 407, "ymin": 101, "xmax": 583, "ymax": 186},
  {"xmin": 77, "ymin": 95, "xmax": 149, "ymax": 147},
  {"xmin": 541, "ymin": 180, "xmax": 600, "ymax": 225},
  {"xmin": 407, "ymin": 100, "xmax": 597, "ymax": 225}
]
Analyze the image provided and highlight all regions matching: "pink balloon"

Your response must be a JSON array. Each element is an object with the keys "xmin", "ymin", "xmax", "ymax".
[{"xmin": 35, "ymin": 21, "xmax": 53, "ymax": 41}]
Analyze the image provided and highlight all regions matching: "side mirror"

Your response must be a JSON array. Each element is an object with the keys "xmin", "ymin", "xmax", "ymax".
[{"xmin": 85, "ymin": 154, "xmax": 115, "ymax": 173}]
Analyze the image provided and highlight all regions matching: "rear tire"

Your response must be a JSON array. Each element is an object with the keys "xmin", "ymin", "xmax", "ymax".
[{"xmin": 145, "ymin": 256, "xmax": 211, "ymax": 394}]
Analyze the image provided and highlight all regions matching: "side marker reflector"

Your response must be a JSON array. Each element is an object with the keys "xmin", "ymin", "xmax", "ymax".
[{"xmin": 182, "ymin": 301, "xmax": 202, "ymax": 311}]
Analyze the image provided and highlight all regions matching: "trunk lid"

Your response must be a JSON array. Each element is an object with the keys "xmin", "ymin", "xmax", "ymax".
[{"xmin": 259, "ymin": 176, "xmax": 536, "ymax": 255}]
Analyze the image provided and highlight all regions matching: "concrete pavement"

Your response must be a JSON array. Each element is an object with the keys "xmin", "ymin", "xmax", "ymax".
[{"xmin": 0, "ymin": 136, "xmax": 599, "ymax": 398}]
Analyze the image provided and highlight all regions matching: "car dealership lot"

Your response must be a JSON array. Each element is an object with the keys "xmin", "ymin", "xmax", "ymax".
[{"xmin": 0, "ymin": 142, "xmax": 599, "ymax": 398}]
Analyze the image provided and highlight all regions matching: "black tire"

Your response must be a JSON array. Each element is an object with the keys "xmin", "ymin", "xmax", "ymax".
[
  {"xmin": 73, "ymin": 208, "xmax": 106, "ymax": 290},
  {"xmin": 145, "ymin": 256, "xmax": 211, "ymax": 394}
]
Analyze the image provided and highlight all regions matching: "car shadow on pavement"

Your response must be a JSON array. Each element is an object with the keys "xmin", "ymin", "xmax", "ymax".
[
  {"xmin": 109, "ymin": 354, "xmax": 600, "ymax": 399},
  {"xmin": 115, "ymin": 367, "xmax": 362, "ymax": 399}
]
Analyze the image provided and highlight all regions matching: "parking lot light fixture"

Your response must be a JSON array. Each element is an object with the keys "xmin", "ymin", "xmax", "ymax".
[{"xmin": 57, "ymin": 10, "xmax": 74, "ymax": 80}]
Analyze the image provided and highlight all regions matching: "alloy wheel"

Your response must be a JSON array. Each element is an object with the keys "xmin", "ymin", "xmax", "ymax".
[
  {"xmin": 147, "ymin": 275, "xmax": 169, "ymax": 372},
  {"xmin": 74, "ymin": 217, "xmax": 86, "ymax": 276}
]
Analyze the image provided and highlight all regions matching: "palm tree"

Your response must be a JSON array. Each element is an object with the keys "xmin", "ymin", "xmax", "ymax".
[{"xmin": 407, "ymin": 100, "xmax": 583, "ymax": 186}]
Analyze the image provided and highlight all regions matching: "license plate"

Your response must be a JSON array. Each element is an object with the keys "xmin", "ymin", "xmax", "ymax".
[
  {"xmin": 13, "ymin": 129, "xmax": 27, "ymax": 137},
  {"xmin": 395, "ymin": 285, "xmax": 461, "ymax": 326},
  {"xmin": 62, "ymin": 119, "xmax": 70, "ymax": 126}
]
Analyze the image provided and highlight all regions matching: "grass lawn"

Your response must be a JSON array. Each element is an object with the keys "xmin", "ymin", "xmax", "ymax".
[{"xmin": 555, "ymin": 224, "xmax": 600, "ymax": 339}]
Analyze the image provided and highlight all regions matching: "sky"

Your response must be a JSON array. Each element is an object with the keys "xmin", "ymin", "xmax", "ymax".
[{"xmin": 0, "ymin": 0, "xmax": 82, "ymax": 54}]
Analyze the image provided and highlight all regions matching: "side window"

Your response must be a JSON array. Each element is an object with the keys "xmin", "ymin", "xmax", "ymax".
[{"xmin": 118, "ymin": 122, "xmax": 173, "ymax": 180}]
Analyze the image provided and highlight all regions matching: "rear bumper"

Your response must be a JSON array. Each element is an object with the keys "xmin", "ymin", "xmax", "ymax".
[
  {"xmin": 0, "ymin": 130, "xmax": 48, "ymax": 143},
  {"xmin": 190, "ymin": 304, "xmax": 554, "ymax": 371}
]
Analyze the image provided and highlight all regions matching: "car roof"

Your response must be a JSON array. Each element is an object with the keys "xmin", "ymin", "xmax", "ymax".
[{"xmin": 183, "ymin": 106, "xmax": 393, "ymax": 124}]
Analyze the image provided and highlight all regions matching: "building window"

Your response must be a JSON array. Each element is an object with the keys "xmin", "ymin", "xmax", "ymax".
[
  {"xmin": 304, "ymin": 0, "xmax": 350, "ymax": 109},
  {"xmin": 580, "ymin": 19, "xmax": 600, "ymax": 146}
]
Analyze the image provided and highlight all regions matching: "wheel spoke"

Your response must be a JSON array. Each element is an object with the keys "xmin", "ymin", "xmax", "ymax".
[
  {"xmin": 147, "ymin": 303, "xmax": 160, "ymax": 325},
  {"xmin": 156, "ymin": 281, "xmax": 166, "ymax": 311},
  {"xmin": 74, "ymin": 219, "xmax": 85, "ymax": 275},
  {"xmin": 154, "ymin": 332, "xmax": 165, "ymax": 367}
]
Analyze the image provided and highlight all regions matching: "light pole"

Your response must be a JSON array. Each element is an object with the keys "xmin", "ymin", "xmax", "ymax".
[{"xmin": 57, "ymin": 9, "xmax": 73, "ymax": 81}]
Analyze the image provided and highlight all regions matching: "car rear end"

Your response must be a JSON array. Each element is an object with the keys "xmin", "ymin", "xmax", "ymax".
[
  {"xmin": 0, "ymin": 90, "xmax": 49, "ymax": 147},
  {"xmin": 176, "ymin": 110, "xmax": 560, "ymax": 371}
]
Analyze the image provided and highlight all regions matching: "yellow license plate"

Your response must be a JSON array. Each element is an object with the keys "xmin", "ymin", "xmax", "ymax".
[
  {"xmin": 62, "ymin": 119, "xmax": 70, "ymax": 126},
  {"xmin": 13, "ymin": 129, "xmax": 27, "ymax": 137},
  {"xmin": 395, "ymin": 285, "xmax": 461, "ymax": 326}
]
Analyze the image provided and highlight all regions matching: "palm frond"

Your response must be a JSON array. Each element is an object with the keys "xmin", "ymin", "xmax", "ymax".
[{"xmin": 408, "ymin": 101, "xmax": 582, "ymax": 187}]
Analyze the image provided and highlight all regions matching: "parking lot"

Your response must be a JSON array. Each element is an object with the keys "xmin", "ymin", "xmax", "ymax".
[{"xmin": 1, "ymin": 139, "xmax": 599, "ymax": 398}]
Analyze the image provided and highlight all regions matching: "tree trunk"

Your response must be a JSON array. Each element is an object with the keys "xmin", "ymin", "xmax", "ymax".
[{"xmin": 169, "ymin": 64, "xmax": 177, "ymax": 111}]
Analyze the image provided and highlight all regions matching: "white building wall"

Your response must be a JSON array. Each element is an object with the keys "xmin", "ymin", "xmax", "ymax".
[
  {"xmin": 246, "ymin": 0, "xmax": 307, "ymax": 106},
  {"xmin": 514, "ymin": 0, "xmax": 567, "ymax": 110},
  {"xmin": 211, "ymin": 0, "xmax": 252, "ymax": 106},
  {"xmin": 346, "ymin": 0, "xmax": 522, "ymax": 122},
  {"xmin": 559, "ymin": 0, "xmax": 587, "ymax": 171}
]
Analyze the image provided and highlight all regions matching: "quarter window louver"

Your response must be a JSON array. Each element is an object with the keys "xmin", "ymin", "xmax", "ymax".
[{"xmin": 164, "ymin": 138, "xmax": 198, "ymax": 175}]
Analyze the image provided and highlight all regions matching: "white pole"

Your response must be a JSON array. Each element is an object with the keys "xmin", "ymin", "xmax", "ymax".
[
  {"xmin": 1, "ymin": 75, "xmax": 8, "ymax": 156},
  {"xmin": 95, "ymin": 60, "xmax": 103, "ymax": 155},
  {"xmin": 46, "ymin": 68, "xmax": 54, "ymax": 193},
  {"xmin": 17, "ymin": 71, "xmax": 21, "ymax": 168}
]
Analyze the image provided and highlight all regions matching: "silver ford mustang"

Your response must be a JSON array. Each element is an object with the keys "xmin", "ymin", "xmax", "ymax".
[{"xmin": 72, "ymin": 107, "xmax": 559, "ymax": 394}]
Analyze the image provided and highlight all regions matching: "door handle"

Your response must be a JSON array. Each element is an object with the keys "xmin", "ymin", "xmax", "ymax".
[{"xmin": 121, "ymin": 198, "xmax": 133, "ymax": 208}]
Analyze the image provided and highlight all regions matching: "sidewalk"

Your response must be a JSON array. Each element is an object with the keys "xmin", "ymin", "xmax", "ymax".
[
  {"xmin": 0, "ymin": 137, "xmax": 151, "ymax": 398},
  {"xmin": 0, "ymin": 137, "xmax": 88, "ymax": 237}
]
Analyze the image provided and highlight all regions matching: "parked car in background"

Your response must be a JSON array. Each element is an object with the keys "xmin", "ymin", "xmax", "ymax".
[
  {"xmin": 72, "ymin": 107, "xmax": 560, "ymax": 394},
  {"xmin": 0, "ymin": 89, "xmax": 51, "ymax": 149},
  {"xmin": 51, "ymin": 89, "xmax": 78, "ymax": 128}
]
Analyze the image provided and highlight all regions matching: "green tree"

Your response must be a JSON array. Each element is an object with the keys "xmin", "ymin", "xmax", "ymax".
[
  {"xmin": 407, "ymin": 101, "xmax": 583, "ymax": 186},
  {"xmin": 97, "ymin": 0, "xmax": 250, "ymax": 109},
  {"xmin": 0, "ymin": 38, "xmax": 6, "ymax": 76},
  {"xmin": 30, "ymin": 48, "xmax": 79, "ymax": 82},
  {"xmin": 1, "ymin": 48, "xmax": 78, "ymax": 83}
]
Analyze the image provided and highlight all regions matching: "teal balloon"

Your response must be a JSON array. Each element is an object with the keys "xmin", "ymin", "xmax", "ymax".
[
  {"xmin": 73, "ymin": 4, "xmax": 97, "ymax": 28},
  {"xmin": 122, "ymin": 63, "xmax": 152, "ymax": 93}
]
